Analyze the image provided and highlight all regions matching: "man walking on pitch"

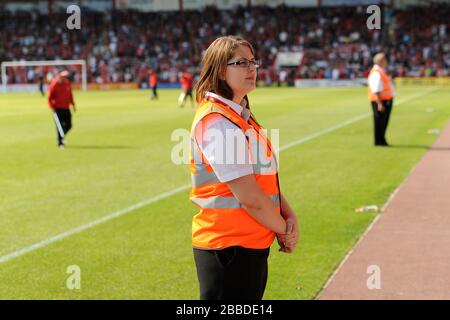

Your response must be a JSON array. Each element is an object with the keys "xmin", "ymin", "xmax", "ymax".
[
  {"xmin": 38, "ymin": 73, "xmax": 45, "ymax": 96},
  {"xmin": 368, "ymin": 52, "xmax": 395, "ymax": 146},
  {"xmin": 178, "ymin": 71, "xmax": 194, "ymax": 108},
  {"xmin": 47, "ymin": 70, "xmax": 76, "ymax": 148},
  {"xmin": 149, "ymin": 69, "xmax": 158, "ymax": 100}
]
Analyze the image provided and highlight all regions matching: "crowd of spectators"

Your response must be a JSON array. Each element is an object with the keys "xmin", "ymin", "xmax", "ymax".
[{"xmin": 0, "ymin": 3, "xmax": 449, "ymax": 86}]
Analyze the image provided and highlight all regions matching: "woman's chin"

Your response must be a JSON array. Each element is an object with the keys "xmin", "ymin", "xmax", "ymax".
[{"xmin": 244, "ymin": 82, "xmax": 256, "ymax": 91}]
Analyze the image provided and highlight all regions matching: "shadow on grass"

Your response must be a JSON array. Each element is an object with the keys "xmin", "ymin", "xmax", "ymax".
[
  {"xmin": 66, "ymin": 145, "xmax": 136, "ymax": 150},
  {"xmin": 390, "ymin": 144, "xmax": 450, "ymax": 151}
]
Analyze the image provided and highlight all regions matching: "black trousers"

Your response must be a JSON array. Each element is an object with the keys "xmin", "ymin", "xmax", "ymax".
[
  {"xmin": 39, "ymin": 83, "xmax": 45, "ymax": 96},
  {"xmin": 181, "ymin": 89, "xmax": 194, "ymax": 106},
  {"xmin": 371, "ymin": 99, "xmax": 393, "ymax": 145},
  {"xmin": 193, "ymin": 246, "xmax": 270, "ymax": 300},
  {"xmin": 53, "ymin": 108, "xmax": 72, "ymax": 145},
  {"xmin": 151, "ymin": 85, "xmax": 158, "ymax": 99}
]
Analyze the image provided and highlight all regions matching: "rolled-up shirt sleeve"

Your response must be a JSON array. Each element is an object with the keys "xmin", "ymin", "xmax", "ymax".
[{"xmin": 195, "ymin": 114, "xmax": 253, "ymax": 183}]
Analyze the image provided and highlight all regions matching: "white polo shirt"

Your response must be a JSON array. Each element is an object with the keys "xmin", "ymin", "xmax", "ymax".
[
  {"xmin": 368, "ymin": 66, "xmax": 395, "ymax": 97},
  {"xmin": 194, "ymin": 92, "xmax": 254, "ymax": 183}
]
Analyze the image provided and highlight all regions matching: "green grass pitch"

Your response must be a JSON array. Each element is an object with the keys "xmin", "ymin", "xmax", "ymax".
[{"xmin": 0, "ymin": 86, "xmax": 449, "ymax": 299}]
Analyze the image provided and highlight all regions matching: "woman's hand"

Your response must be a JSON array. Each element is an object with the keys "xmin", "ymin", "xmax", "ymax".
[
  {"xmin": 277, "ymin": 195, "xmax": 300, "ymax": 253},
  {"xmin": 277, "ymin": 218, "xmax": 299, "ymax": 253}
]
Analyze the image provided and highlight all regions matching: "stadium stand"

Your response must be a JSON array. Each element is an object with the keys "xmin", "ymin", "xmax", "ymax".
[{"xmin": 0, "ymin": 3, "xmax": 449, "ymax": 86}]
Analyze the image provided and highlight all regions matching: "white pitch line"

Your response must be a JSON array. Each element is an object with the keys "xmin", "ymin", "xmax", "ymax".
[
  {"xmin": 0, "ymin": 88, "xmax": 438, "ymax": 265},
  {"xmin": 278, "ymin": 112, "xmax": 369, "ymax": 152},
  {"xmin": 279, "ymin": 87, "xmax": 438, "ymax": 152},
  {"xmin": 0, "ymin": 184, "xmax": 190, "ymax": 264}
]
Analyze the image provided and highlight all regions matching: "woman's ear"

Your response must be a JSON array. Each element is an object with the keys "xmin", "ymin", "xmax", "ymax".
[{"xmin": 220, "ymin": 68, "xmax": 227, "ymax": 81}]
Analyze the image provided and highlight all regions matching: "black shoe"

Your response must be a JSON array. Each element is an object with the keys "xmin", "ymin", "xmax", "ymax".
[{"xmin": 375, "ymin": 142, "xmax": 390, "ymax": 147}]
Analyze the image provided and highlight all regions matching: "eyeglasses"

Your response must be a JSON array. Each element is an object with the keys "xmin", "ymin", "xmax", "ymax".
[{"xmin": 227, "ymin": 59, "xmax": 261, "ymax": 69}]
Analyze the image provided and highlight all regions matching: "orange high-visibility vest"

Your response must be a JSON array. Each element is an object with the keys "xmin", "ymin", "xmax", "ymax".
[
  {"xmin": 368, "ymin": 65, "xmax": 393, "ymax": 102},
  {"xmin": 189, "ymin": 98, "xmax": 280, "ymax": 249}
]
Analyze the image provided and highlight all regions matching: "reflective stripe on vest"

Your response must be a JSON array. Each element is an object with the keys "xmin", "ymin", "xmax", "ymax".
[
  {"xmin": 368, "ymin": 65, "xmax": 393, "ymax": 101},
  {"xmin": 192, "ymin": 194, "xmax": 280, "ymax": 209},
  {"xmin": 189, "ymin": 99, "xmax": 280, "ymax": 249}
]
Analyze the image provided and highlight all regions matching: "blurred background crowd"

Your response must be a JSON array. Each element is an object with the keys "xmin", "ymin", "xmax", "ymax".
[{"xmin": 0, "ymin": 2, "xmax": 449, "ymax": 86}]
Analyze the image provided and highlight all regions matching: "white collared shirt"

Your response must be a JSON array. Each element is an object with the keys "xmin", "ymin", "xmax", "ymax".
[
  {"xmin": 205, "ymin": 92, "xmax": 251, "ymax": 122},
  {"xmin": 194, "ymin": 92, "xmax": 253, "ymax": 182},
  {"xmin": 368, "ymin": 65, "xmax": 395, "ymax": 97}
]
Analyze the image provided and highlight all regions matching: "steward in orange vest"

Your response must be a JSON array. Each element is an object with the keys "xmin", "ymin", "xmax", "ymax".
[
  {"xmin": 189, "ymin": 96, "xmax": 280, "ymax": 249},
  {"xmin": 189, "ymin": 36, "xmax": 298, "ymax": 300},
  {"xmin": 368, "ymin": 53, "xmax": 395, "ymax": 146}
]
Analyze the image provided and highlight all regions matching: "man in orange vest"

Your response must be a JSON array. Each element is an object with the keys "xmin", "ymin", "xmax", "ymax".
[
  {"xmin": 148, "ymin": 69, "xmax": 158, "ymax": 100},
  {"xmin": 368, "ymin": 52, "xmax": 395, "ymax": 146}
]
